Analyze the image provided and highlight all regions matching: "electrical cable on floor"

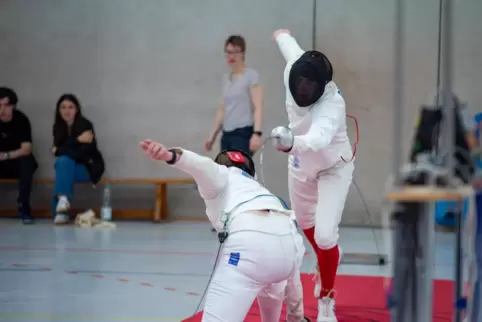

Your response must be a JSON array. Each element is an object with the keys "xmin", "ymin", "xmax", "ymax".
[
  {"xmin": 352, "ymin": 179, "xmax": 385, "ymax": 263},
  {"xmin": 191, "ymin": 243, "xmax": 224, "ymax": 317}
]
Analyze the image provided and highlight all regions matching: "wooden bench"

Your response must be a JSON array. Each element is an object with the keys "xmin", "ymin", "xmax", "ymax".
[
  {"xmin": 0, "ymin": 177, "xmax": 195, "ymax": 221},
  {"xmin": 385, "ymin": 185, "xmax": 474, "ymax": 202}
]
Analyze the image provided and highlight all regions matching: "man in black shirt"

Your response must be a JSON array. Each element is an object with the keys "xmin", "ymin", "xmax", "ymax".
[{"xmin": 0, "ymin": 87, "xmax": 38, "ymax": 224}]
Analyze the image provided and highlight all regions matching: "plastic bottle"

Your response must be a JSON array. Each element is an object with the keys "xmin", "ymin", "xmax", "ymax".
[{"xmin": 101, "ymin": 183, "xmax": 112, "ymax": 221}]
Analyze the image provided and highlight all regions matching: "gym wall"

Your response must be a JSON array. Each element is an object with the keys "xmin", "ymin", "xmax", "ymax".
[{"xmin": 1, "ymin": 0, "xmax": 480, "ymax": 226}]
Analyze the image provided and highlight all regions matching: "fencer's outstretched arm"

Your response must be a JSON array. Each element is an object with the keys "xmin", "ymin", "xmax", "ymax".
[
  {"xmin": 169, "ymin": 149, "xmax": 229, "ymax": 200},
  {"xmin": 290, "ymin": 86, "xmax": 346, "ymax": 154},
  {"xmin": 274, "ymin": 31, "xmax": 304, "ymax": 63}
]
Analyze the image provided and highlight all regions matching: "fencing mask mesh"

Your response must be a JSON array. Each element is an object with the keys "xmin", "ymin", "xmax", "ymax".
[
  {"xmin": 289, "ymin": 50, "xmax": 333, "ymax": 107},
  {"xmin": 214, "ymin": 149, "xmax": 256, "ymax": 177}
]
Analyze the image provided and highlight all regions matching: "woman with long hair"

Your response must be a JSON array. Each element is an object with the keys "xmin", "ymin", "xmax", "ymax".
[{"xmin": 51, "ymin": 94, "xmax": 105, "ymax": 224}]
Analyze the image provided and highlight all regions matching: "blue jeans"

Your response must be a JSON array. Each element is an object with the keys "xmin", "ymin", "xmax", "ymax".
[{"xmin": 52, "ymin": 156, "xmax": 90, "ymax": 214}]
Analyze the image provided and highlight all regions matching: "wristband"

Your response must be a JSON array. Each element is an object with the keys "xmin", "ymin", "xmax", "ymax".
[{"xmin": 166, "ymin": 148, "xmax": 182, "ymax": 165}]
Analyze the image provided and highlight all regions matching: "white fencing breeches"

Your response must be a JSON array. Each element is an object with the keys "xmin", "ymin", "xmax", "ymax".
[
  {"xmin": 202, "ymin": 223, "xmax": 304, "ymax": 322},
  {"xmin": 288, "ymin": 161, "xmax": 354, "ymax": 249},
  {"xmin": 284, "ymin": 261, "xmax": 305, "ymax": 321}
]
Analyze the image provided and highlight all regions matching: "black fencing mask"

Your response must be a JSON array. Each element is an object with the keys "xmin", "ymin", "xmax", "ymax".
[
  {"xmin": 289, "ymin": 50, "xmax": 333, "ymax": 107},
  {"xmin": 214, "ymin": 149, "xmax": 256, "ymax": 177}
]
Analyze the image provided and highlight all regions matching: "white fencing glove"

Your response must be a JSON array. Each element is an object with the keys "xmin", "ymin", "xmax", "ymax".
[{"xmin": 270, "ymin": 126, "xmax": 294, "ymax": 152}]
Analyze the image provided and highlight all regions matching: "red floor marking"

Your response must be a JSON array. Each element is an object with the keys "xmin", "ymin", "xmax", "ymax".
[
  {"xmin": 182, "ymin": 273, "xmax": 454, "ymax": 322},
  {"xmin": 11, "ymin": 264, "xmax": 27, "ymax": 267},
  {"xmin": 61, "ymin": 270, "xmax": 199, "ymax": 295}
]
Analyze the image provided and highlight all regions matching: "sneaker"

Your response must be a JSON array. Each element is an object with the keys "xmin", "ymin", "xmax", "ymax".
[
  {"xmin": 313, "ymin": 246, "xmax": 343, "ymax": 298},
  {"xmin": 18, "ymin": 203, "xmax": 34, "ymax": 225},
  {"xmin": 317, "ymin": 295, "xmax": 337, "ymax": 322},
  {"xmin": 56, "ymin": 196, "xmax": 70, "ymax": 213},
  {"xmin": 22, "ymin": 216, "xmax": 35, "ymax": 225},
  {"xmin": 54, "ymin": 214, "xmax": 69, "ymax": 225}
]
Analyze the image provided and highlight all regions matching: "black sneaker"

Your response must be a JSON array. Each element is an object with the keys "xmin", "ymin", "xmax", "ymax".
[
  {"xmin": 21, "ymin": 216, "xmax": 35, "ymax": 225},
  {"xmin": 18, "ymin": 203, "xmax": 34, "ymax": 225}
]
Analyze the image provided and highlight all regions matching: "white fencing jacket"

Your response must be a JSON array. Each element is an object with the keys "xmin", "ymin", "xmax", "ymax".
[
  {"xmin": 170, "ymin": 149, "xmax": 293, "ymax": 234},
  {"xmin": 275, "ymin": 33, "xmax": 353, "ymax": 177}
]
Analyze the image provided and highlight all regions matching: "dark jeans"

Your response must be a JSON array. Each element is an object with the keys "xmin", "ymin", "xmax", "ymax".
[
  {"xmin": 220, "ymin": 126, "xmax": 254, "ymax": 157},
  {"xmin": 0, "ymin": 155, "xmax": 37, "ymax": 216}
]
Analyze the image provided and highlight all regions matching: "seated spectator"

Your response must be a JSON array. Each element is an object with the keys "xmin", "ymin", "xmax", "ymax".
[
  {"xmin": 0, "ymin": 87, "xmax": 37, "ymax": 224},
  {"xmin": 52, "ymin": 94, "xmax": 105, "ymax": 224}
]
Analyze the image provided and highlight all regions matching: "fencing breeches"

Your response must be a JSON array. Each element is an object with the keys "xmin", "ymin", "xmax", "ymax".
[
  {"xmin": 288, "ymin": 161, "xmax": 354, "ymax": 249},
  {"xmin": 284, "ymin": 264, "xmax": 305, "ymax": 321},
  {"xmin": 202, "ymin": 218, "xmax": 304, "ymax": 322}
]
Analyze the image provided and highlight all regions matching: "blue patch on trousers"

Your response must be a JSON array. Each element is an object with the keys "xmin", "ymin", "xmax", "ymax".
[
  {"xmin": 292, "ymin": 156, "xmax": 300, "ymax": 169},
  {"xmin": 228, "ymin": 252, "xmax": 240, "ymax": 266}
]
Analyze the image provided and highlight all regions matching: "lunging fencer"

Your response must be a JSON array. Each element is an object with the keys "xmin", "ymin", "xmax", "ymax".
[
  {"xmin": 270, "ymin": 29, "xmax": 354, "ymax": 322},
  {"xmin": 139, "ymin": 139, "xmax": 307, "ymax": 322}
]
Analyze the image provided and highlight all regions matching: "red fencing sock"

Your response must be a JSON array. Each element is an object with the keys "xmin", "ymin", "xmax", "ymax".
[
  {"xmin": 304, "ymin": 227, "xmax": 327, "ymax": 298},
  {"xmin": 318, "ymin": 245, "xmax": 340, "ymax": 298},
  {"xmin": 302, "ymin": 227, "xmax": 317, "ymax": 252}
]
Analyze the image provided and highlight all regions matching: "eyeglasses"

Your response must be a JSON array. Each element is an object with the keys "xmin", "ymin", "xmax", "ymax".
[{"xmin": 224, "ymin": 50, "xmax": 244, "ymax": 55}]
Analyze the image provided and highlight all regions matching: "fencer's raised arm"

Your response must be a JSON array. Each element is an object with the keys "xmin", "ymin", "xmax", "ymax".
[
  {"xmin": 169, "ymin": 149, "xmax": 228, "ymax": 200},
  {"xmin": 290, "ymin": 85, "xmax": 346, "ymax": 154},
  {"xmin": 274, "ymin": 30, "xmax": 305, "ymax": 63}
]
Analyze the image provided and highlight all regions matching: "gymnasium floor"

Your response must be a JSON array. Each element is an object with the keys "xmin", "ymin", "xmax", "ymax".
[{"xmin": 0, "ymin": 219, "xmax": 461, "ymax": 321}]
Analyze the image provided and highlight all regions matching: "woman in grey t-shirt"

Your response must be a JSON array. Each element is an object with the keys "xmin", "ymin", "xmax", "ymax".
[{"xmin": 204, "ymin": 35, "xmax": 264, "ymax": 157}]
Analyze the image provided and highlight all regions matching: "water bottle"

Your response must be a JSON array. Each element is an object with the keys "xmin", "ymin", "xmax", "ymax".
[{"xmin": 101, "ymin": 183, "xmax": 112, "ymax": 221}]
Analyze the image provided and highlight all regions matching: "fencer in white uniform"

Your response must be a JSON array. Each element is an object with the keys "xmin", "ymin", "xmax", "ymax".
[
  {"xmin": 139, "ymin": 139, "xmax": 307, "ymax": 322},
  {"xmin": 270, "ymin": 29, "xmax": 354, "ymax": 322}
]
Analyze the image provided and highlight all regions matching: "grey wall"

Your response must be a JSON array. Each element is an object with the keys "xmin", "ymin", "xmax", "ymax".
[{"xmin": 1, "ymin": 0, "xmax": 481, "ymax": 225}]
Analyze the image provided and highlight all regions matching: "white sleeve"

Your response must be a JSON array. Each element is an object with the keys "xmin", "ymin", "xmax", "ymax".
[
  {"xmin": 275, "ymin": 33, "xmax": 305, "ymax": 63},
  {"xmin": 289, "ymin": 89, "xmax": 345, "ymax": 154},
  {"xmin": 170, "ymin": 149, "xmax": 228, "ymax": 200}
]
